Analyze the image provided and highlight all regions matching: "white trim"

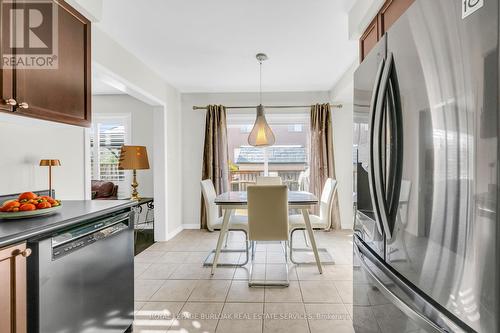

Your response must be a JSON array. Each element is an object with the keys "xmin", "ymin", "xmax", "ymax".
[
  {"xmin": 83, "ymin": 128, "xmax": 92, "ymax": 200},
  {"xmin": 348, "ymin": 0, "xmax": 385, "ymax": 40},
  {"xmin": 182, "ymin": 224, "xmax": 201, "ymax": 230},
  {"xmin": 165, "ymin": 225, "xmax": 184, "ymax": 241}
]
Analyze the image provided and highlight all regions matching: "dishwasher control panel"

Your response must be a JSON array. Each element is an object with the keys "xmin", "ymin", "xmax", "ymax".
[{"xmin": 52, "ymin": 213, "xmax": 130, "ymax": 260}]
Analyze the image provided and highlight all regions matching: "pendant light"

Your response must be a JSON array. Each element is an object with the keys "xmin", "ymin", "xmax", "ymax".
[{"xmin": 248, "ymin": 53, "xmax": 276, "ymax": 147}]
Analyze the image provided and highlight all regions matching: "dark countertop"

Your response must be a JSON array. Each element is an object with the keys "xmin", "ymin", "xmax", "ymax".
[{"xmin": 0, "ymin": 200, "xmax": 137, "ymax": 248}]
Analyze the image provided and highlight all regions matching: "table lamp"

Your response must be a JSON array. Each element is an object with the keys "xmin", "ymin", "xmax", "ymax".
[
  {"xmin": 118, "ymin": 145, "xmax": 150, "ymax": 200},
  {"xmin": 39, "ymin": 159, "xmax": 61, "ymax": 197}
]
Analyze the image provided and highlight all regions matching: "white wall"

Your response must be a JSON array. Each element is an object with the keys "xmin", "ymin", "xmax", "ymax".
[
  {"xmin": 0, "ymin": 113, "xmax": 86, "ymax": 200},
  {"xmin": 92, "ymin": 94, "xmax": 155, "ymax": 198},
  {"xmin": 181, "ymin": 91, "xmax": 332, "ymax": 228},
  {"xmin": 329, "ymin": 62, "xmax": 357, "ymax": 230},
  {"xmin": 92, "ymin": 25, "xmax": 183, "ymax": 240}
]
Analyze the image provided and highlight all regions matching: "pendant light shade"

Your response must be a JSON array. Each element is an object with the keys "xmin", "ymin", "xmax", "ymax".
[
  {"xmin": 248, "ymin": 104, "xmax": 275, "ymax": 147},
  {"xmin": 249, "ymin": 53, "xmax": 275, "ymax": 147}
]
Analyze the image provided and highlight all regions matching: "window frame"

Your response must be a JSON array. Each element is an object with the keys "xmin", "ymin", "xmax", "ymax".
[{"xmin": 90, "ymin": 113, "xmax": 132, "ymax": 197}]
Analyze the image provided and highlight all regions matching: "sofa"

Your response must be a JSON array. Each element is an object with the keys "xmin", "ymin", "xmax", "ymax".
[{"xmin": 91, "ymin": 180, "xmax": 118, "ymax": 200}]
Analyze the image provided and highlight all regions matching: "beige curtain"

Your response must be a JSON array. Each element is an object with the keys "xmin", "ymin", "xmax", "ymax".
[
  {"xmin": 310, "ymin": 103, "xmax": 341, "ymax": 230},
  {"xmin": 201, "ymin": 105, "xmax": 229, "ymax": 229}
]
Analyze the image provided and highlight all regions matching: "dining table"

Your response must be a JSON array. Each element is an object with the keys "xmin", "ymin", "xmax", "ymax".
[{"xmin": 211, "ymin": 190, "xmax": 323, "ymax": 275}]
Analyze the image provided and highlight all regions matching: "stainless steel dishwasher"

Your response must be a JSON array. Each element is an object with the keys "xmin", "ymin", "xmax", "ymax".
[{"xmin": 28, "ymin": 210, "xmax": 135, "ymax": 333}]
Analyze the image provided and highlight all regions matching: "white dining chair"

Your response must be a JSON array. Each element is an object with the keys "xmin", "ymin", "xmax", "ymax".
[
  {"xmin": 201, "ymin": 179, "xmax": 249, "ymax": 266},
  {"xmin": 288, "ymin": 178, "xmax": 338, "ymax": 264},
  {"xmin": 247, "ymin": 185, "xmax": 289, "ymax": 286},
  {"xmin": 256, "ymin": 176, "xmax": 282, "ymax": 185}
]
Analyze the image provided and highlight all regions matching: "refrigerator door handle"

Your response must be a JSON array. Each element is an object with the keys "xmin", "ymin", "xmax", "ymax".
[
  {"xmin": 373, "ymin": 53, "xmax": 403, "ymax": 240},
  {"xmin": 354, "ymin": 237, "xmax": 450, "ymax": 333},
  {"xmin": 385, "ymin": 54, "xmax": 404, "ymax": 237},
  {"xmin": 368, "ymin": 58, "xmax": 386, "ymax": 235}
]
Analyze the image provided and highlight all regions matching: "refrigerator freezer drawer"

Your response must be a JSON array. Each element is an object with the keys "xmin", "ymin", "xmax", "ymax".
[{"xmin": 354, "ymin": 235, "xmax": 471, "ymax": 333}]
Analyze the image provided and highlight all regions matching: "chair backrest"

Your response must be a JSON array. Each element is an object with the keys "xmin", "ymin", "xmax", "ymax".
[
  {"xmin": 389, "ymin": 180, "xmax": 412, "ymax": 242},
  {"xmin": 201, "ymin": 179, "xmax": 219, "ymax": 230},
  {"xmin": 397, "ymin": 180, "xmax": 412, "ymax": 226},
  {"xmin": 319, "ymin": 178, "xmax": 338, "ymax": 228},
  {"xmin": 247, "ymin": 185, "xmax": 289, "ymax": 241},
  {"xmin": 256, "ymin": 176, "xmax": 282, "ymax": 185}
]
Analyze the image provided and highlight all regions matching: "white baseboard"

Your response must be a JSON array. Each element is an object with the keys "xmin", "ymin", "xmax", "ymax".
[
  {"xmin": 165, "ymin": 225, "xmax": 184, "ymax": 241},
  {"xmin": 182, "ymin": 223, "xmax": 201, "ymax": 230},
  {"xmin": 164, "ymin": 224, "xmax": 200, "ymax": 241}
]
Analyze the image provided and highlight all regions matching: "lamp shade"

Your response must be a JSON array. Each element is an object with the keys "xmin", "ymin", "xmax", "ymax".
[
  {"xmin": 248, "ymin": 104, "xmax": 275, "ymax": 147},
  {"xmin": 118, "ymin": 145, "xmax": 150, "ymax": 170},
  {"xmin": 39, "ymin": 159, "xmax": 61, "ymax": 166}
]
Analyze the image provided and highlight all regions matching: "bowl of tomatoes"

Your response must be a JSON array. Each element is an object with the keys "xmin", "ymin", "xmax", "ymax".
[{"xmin": 0, "ymin": 192, "xmax": 62, "ymax": 219}]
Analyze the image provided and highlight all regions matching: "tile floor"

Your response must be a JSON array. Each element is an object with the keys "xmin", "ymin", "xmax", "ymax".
[{"xmin": 133, "ymin": 229, "xmax": 416, "ymax": 333}]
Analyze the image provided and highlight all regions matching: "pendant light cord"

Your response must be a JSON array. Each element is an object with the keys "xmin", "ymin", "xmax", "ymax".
[{"xmin": 259, "ymin": 60, "xmax": 262, "ymax": 105}]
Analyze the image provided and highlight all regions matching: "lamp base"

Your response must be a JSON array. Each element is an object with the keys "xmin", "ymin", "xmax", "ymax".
[{"xmin": 130, "ymin": 170, "xmax": 141, "ymax": 201}]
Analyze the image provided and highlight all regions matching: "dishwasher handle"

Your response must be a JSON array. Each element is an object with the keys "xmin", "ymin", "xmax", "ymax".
[{"xmin": 51, "ymin": 212, "xmax": 131, "ymax": 249}]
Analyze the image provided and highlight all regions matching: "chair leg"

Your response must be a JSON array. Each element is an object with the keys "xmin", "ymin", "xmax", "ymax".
[
  {"xmin": 285, "ymin": 241, "xmax": 289, "ymax": 263},
  {"xmin": 224, "ymin": 231, "xmax": 229, "ymax": 248},
  {"xmin": 249, "ymin": 240, "xmax": 289, "ymax": 287},
  {"xmin": 203, "ymin": 230, "xmax": 249, "ymax": 267},
  {"xmin": 302, "ymin": 230, "xmax": 310, "ymax": 248},
  {"xmin": 289, "ymin": 228, "xmax": 335, "ymax": 265}
]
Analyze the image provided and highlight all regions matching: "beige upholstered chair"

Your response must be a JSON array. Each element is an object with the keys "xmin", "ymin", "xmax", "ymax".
[
  {"xmin": 247, "ymin": 185, "xmax": 289, "ymax": 286},
  {"xmin": 201, "ymin": 179, "xmax": 249, "ymax": 266},
  {"xmin": 256, "ymin": 176, "xmax": 282, "ymax": 185},
  {"xmin": 288, "ymin": 178, "xmax": 337, "ymax": 264}
]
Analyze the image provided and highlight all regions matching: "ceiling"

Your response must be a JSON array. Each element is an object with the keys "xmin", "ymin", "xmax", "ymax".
[{"xmin": 97, "ymin": 0, "xmax": 357, "ymax": 93}]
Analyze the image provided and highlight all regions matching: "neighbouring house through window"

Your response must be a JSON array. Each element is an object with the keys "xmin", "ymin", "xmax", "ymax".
[
  {"xmin": 227, "ymin": 111, "xmax": 310, "ymax": 191},
  {"xmin": 90, "ymin": 114, "xmax": 131, "ymax": 198}
]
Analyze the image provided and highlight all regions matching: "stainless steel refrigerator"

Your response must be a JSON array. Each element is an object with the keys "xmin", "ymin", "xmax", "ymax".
[{"xmin": 353, "ymin": 0, "xmax": 498, "ymax": 332}]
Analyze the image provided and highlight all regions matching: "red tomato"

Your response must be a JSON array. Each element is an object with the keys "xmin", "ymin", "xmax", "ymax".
[
  {"xmin": 18, "ymin": 192, "xmax": 38, "ymax": 201},
  {"xmin": 1, "ymin": 200, "xmax": 20, "ymax": 212},
  {"xmin": 19, "ymin": 203, "xmax": 36, "ymax": 211},
  {"xmin": 37, "ymin": 202, "xmax": 52, "ymax": 209}
]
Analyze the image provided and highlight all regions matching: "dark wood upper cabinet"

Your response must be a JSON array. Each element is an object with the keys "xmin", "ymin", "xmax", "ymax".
[
  {"xmin": 359, "ymin": 17, "xmax": 380, "ymax": 63},
  {"xmin": 0, "ymin": 242, "xmax": 31, "ymax": 333},
  {"xmin": 359, "ymin": 0, "xmax": 415, "ymax": 62},
  {"xmin": 379, "ymin": 0, "xmax": 415, "ymax": 34},
  {"xmin": 0, "ymin": 0, "xmax": 14, "ymax": 113},
  {"xmin": 0, "ymin": 0, "xmax": 91, "ymax": 127}
]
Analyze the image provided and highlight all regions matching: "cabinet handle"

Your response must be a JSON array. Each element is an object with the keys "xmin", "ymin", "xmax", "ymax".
[
  {"xmin": 21, "ymin": 248, "xmax": 32, "ymax": 257},
  {"xmin": 12, "ymin": 247, "xmax": 32, "ymax": 257},
  {"xmin": 4, "ymin": 98, "xmax": 17, "ymax": 106},
  {"xmin": 18, "ymin": 102, "xmax": 29, "ymax": 109}
]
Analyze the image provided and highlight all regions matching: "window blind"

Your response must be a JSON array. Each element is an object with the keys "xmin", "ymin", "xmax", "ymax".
[{"xmin": 90, "ymin": 119, "xmax": 128, "ymax": 182}]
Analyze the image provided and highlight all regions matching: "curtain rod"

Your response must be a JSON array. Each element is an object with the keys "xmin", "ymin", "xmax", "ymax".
[{"xmin": 192, "ymin": 104, "xmax": 343, "ymax": 110}]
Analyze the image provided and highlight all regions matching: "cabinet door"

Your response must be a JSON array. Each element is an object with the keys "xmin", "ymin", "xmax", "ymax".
[
  {"xmin": 379, "ymin": 0, "xmax": 415, "ymax": 34},
  {"xmin": 0, "ymin": 0, "xmax": 14, "ymax": 112},
  {"xmin": 0, "ymin": 242, "xmax": 30, "ymax": 333},
  {"xmin": 14, "ymin": 0, "xmax": 91, "ymax": 127},
  {"xmin": 359, "ymin": 17, "xmax": 379, "ymax": 62}
]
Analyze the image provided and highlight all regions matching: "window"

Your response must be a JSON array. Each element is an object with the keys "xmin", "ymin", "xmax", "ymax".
[
  {"xmin": 240, "ymin": 124, "xmax": 253, "ymax": 133},
  {"xmin": 287, "ymin": 124, "xmax": 303, "ymax": 132},
  {"xmin": 227, "ymin": 111, "xmax": 310, "ymax": 191},
  {"xmin": 90, "ymin": 115, "xmax": 131, "ymax": 196}
]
